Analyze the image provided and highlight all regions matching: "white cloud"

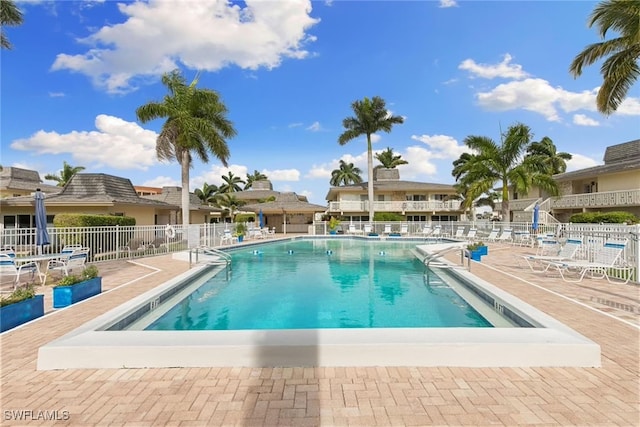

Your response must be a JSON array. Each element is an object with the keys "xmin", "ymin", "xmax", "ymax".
[
  {"xmin": 565, "ymin": 154, "xmax": 600, "ymax": 172},
  {"xmin": 439, "ymin": 0, "xmax": 458, "ymax": 8},
  {"xmin": 459, "ymin": 54, "xmax": 529, "ymax": 80},
  {"xmin": 617, "ymin": 97, "xmax": 640, "ymax": 115},
  {"xmin": 288, "ymin": 122, "xmax": 303, "ymax": 128},
  {"xmin": 51, "ymin": 0, "xmax": 320, "ymax": 93},
  {"xmin": 48, "ymin": 92, "xmax": 65, "ymax": 97},
  {"xmin": 306, "ymin": 121, "xmax": 323, "ymax": 132},
  {"xmin": 410, "ymin": 134, "xmax": 468, "ymax": 159},
  {"xmin": 10, "ymin": 114, "xmax": 159, "ymax": 170},
  {"xmin": 306, "ymin": 164, "xmax": 332, "ymax": 179},
  {"xmin": 299, "ymin": 189, "xmax": 313, "ymax": 200},
  {"xmin": 263, "ymin": 168, "xmax": 300, "ymax": 181},
  {"xmin": 142, "ymin": 176, "xmax": 179, "ymax": 188},
  {"xmin": 397, "ymin": 146, "xmax": 439, "ymax": 178},
  {"xmin": 573, "ymin": 114, "xmax": 600, "ymax": 127}
]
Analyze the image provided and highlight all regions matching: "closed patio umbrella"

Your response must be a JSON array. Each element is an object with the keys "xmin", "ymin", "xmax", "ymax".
[
  {"xmin": 35, "ymin": 189, "xmax": 50, "ymax": 253},
  {"xmin": 258, "ymin": 209, "xmax": 264, "ymax": 228},
  {"xmin": 532, "ymin": 203, "xmax": 540, "ymax": 232}
]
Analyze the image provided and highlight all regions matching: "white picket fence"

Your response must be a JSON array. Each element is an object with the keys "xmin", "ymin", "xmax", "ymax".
[{"xmin": 2, "ymin": 221, "xmax": 638, "ymax": 283}]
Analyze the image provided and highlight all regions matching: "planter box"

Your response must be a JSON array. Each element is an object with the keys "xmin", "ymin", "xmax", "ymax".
[
  {"xmin": 329, "ymin": 230, "xmax": 337, "ymax": 235},
  {"xmin": 477, "ymin": 246, "xmax": 488, "ymax": 256},
  {"xmin": 0, "ymin": 294, "xmax": 44, "ymax": 332},
  {"xmin": 465, "ymin": 251, "xmax": 483, "ymax": 262},
  {"xmin": 237, "ymin": 236, "xmax": 244, "ymax": 242},
  {"xmin": 53, "ymin": 277, "xmax": 102, "ymax": 309}
]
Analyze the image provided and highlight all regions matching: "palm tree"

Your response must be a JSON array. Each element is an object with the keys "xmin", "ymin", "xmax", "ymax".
[
  {"xmin": 136, "ymin": 69, "xmax": 236, "ymax": 227},
  {"xmin": 194, "ymin": 182, "xmax": 219, "ymax": 204},
  {"xmin": 375, "ymin": 147, "xmax": 408, "ymax": 168},
  {"xmin": 244, "ymin": 170, "xmax": 268, "ymax": 190},
  {"xmin": 219, "ymin": 171, "xmax": 245, "ymax": 193},
  {"xmin": 1, "ymin": 0, "xmax": 23, "ymax": 50},
  {"xmin": 338, "ymin": 96, "xmax": 404, "ymax": 221},
  {"xmin": 330, "ymin": 160, "xmax": 363, "ymax": 186},
  {"xmin": 44, "ymin": 161, "xmax": 85, "ymax": 187},
  {"xmin": 525, "ymin": 136, "xmax": 573, "ymax": 175},
  {"xmin": 569, "ymin": 0, "xmax": 640, "ymax": 115},
  {"xmin": 214, "ymin": 193, "xmax": 245, "ymax": 221},
  {"xmin": 452, "ymin": 123, "xmax": 559, "ymax": 222}
]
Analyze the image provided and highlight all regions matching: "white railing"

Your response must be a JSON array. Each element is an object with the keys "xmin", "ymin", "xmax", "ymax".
[
  {"xmin": 328, "ymin": 200, "xmax": 462, "ymax": 212},
  {"xmin": 550, "ymin": 189, "xmax": 640, "ymax": 209},
  {"xmin": 3, "ymin": 221, "xmax": 637, "ymax": 283}
]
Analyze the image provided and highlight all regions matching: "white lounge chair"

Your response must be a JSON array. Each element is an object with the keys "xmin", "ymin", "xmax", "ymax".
[
  {"xmin": 465, "ymin": 228, "xmax": 477, "ymax": 241},
  {"xmin": 430, "ymin": 226, "xmax": 442, "ymax": 238},
  {"xmin": 347, "ymin": 224, "xmax": 363, "ymax": 235},
  {"xmin": 220, "ymin": 230, "xmax": 237, "ymax": 245},
  {"xmin": 544, "ymin": 240, "xmax": 630, "ymax": 284},
  {"xmin": 0, "ymin": 254, "xmax": 38, "ymax": 290},
  {"xmin": 363, "ymin": 224, "xmax": 373, "ymax": 235},
  {"xmin": 496, "ymin": 228, "xmax": 513, "ymax": 243},
  {"xmin": 420, "ymin": 226, "xmax": 433, "ymax": 237},
  {"xmin": 453, "ymin": 227, "xmax": 465, "ymax": 239},
  {"xmin": 485, "ymin": 229, "xmax": 500, "ymax": 242},
  {"xmin": 44, "ymin": 249, "xmax": 89, "ymax": 285},
  {"xmin": 519, "ymin": 238, "xmax": 583, "ymax": 272},
  {"xmin": 400, "ymin": 224, "xmax": 409, "ymax": 235},
  {"xmin": 383, "ymin": 224, "xmax": 392, "ymax": 235}
]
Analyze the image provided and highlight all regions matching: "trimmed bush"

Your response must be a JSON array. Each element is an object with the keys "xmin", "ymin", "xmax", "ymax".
[
  {"xmin": 235, "ymin": 213, "xmax": 256, "ymax": 223},
  {"xmin": 373, "ymin": 212, "xmax": 404, "ymax": 222},
  {"xmin": 53, "ymin": 213, "xmax": 136, "ymax": 227},
  {"xmin": 569, "ymin": 211, "xmax": 638, "ymax": 224}
]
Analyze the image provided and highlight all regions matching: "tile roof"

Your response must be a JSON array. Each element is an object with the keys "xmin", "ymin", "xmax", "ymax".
[
  {"xmin": 243, "ymin": 192, "xmax": 327, "ymax": 213},
  {"xmin": 603, "ymin": 139, "xmax": 640, "ymax": 164},
  {"xmin": 0, "ymin": 167, "xmax": 60, "ymax": 193},
  {"xmin": 142, "ymin": 186, "xmax": 223, "ymax": 212}
]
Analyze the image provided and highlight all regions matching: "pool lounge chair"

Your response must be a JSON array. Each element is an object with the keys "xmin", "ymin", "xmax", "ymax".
[
  {"xmin": 400, "ymin": 224, "xmax": 409, "ymax": 235},
  {"xmin": 485, "ymin": 229, "xmax": 500, "ymax": 242},
  {"xmin": 453, "ymin": 227, "xmax": 465, "ymax": 239},
  {"xmin": 544, "ymin": 240, "xmax": 630, "ymax": 284},
  {"xmin": 496, "ymin": 228, "xmax": 513, "ymax": 243},
  {"xmin": 44, "ymin": 248, "xmax": 89, "ymax": 285},
  {"xmin": 0, "ymin": 254, "xmax": 38, "ymax": 290},
  {"xmin": 383, "ymin": 224, "xmax": 392, "ymax": 235},
  {"xmin": 428, "ymin": 226, "xmax": 442, "ymax": 239},
  {"xmin": 420, "ymin": 226, "xmax": 432, "ymax": 237},
  {"xmin": 519, "ymin": 238, "xmax": 583, "ymax": 272},
  {"xmin": 347, "ymin": 224, "xmax": 363, "ymax": 235},
  {"xmin": 465, "ymin": 228, "xmax": 478, "ymax": 241}
]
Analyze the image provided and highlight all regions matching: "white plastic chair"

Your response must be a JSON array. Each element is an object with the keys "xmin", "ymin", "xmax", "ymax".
[
  {"xmin": 383, "ymin": 224, "xmax": 392, "ymax": 235},
  {"xmin": 45, "ymin": 249, "xmax": 89, "ymax": 284},
  {"xmin": 400, "ymin": 224, "xmax": 409, "ymax": 235},
  {"xmin": 220, "ymin": 230, "xmax": 237, "ymax": 245},
  {"xmin": 0, "ymin": 254, "xmax": 38, "ymax": 290},
  {"xmin": 519, "ymin": 238, "xmax": 583, "ymax": 272},
  {"xmin": 544, "ymin": 240, "xmax": 630, "ymax": 283}
]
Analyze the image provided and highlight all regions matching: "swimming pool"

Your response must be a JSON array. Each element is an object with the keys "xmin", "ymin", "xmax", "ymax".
[
  {"xmin": 138, "ymin": 239, "xmax": 493, "ymax": 331},
  {"xmin": 37, "ymin": 237, "xmax": 601, "ymax": 369}
]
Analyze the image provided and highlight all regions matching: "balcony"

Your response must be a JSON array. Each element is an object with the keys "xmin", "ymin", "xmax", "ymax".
[
  {"xmin": 328, "ymin": 200, "xmax": 462, "ymax": 213},
  {"xmin": 550, "ymin": 189, "xmax": 640, "ymax": 209},
  {"xmin": 508, "ymin": 198, "xmax": 539, "ymax": 211}
]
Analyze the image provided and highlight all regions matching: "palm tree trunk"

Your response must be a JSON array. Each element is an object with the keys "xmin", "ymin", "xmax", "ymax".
[
  {"xmin": 367, "ymin": 134, "xmax": 374, "ymax": 222},
  {"xmin": 501, "ymin": 182, "xmax": 509, "ymax": 225},
  {"xmin": 181, "ymin": 151, "xmax": 190, "ymax": 228}
]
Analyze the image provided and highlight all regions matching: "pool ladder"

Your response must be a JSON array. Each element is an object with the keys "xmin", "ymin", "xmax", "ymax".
[
  {"xmin": 189, "ymin": 246, "xmax": 232, "ymax": 277},
  {"xmin": 419, "ymin": 246, "xmax": 471, "ymax": 272}
]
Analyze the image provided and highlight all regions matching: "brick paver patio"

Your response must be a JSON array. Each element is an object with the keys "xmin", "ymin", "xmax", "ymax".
[{"xmin": 1, "ymin": 241, "xmax": 638, "ymax": 426}]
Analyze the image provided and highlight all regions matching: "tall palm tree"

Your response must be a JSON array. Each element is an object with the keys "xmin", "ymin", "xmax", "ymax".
[
  {"xmin": 44, "ymin": 161, "xmax": 85, "ymax": 187},
  {"xmin": 1, "ymin": 0, "xmax": 23, "ymax": 50},
  {"xmin": 525, "ymin": 136, "xmax": 573, "ymax": 175},
  {"xmin": 375, "ymin": 147, "xmax": 408, "ymax": 168},
  {"xmin": 338, "ymin": 96, "xmax": 404, "ymax": 221},
  {"xmin": 569, "ymin": 0, "xmax": 640, "ymax": 115},
  {"xmin": 244, "ymin": 170, "xmax": 268, "ymax": 190},
  {"xmin": 330, "ymin": 160, "xmax": 363, "ymax": 186},
  {"xmin": 452, "ymin": 123, "xmax": 559, "ymax": 222},
  {"xmin": 194, "ymin": 182, "xmax": 219, "ymax": 204},
  {"xmin": 219, "ymin": 171, "xmax": 245, "ymax": 193},
  {"xmin": 136, "ymin": 69, "xmax": 236, "ymax": 227}
]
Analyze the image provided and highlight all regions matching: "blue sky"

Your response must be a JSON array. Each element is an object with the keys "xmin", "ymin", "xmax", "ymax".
[{"xmin": 2, "ymin": 0, "xmax": 639, "ymax": 205}]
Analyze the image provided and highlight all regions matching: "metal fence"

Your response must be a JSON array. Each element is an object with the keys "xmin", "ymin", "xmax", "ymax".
[{"xmin": 2, "ymin": 221, "xmax": 638, "ymax": 283}]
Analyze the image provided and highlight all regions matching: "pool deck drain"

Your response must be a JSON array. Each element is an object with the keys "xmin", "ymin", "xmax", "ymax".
[{"xmin": 1, "ymin": 241, "xmax": 638, "ymax": 425}]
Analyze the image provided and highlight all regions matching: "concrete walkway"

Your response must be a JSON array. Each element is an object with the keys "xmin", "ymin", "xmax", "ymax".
[{"xmin": 1, "ymin": 242, "xmax": 638, "ymax": 426}]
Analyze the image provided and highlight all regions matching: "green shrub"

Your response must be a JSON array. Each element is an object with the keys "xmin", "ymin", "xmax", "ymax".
[
  {"xmin": 82, "ymin": 265, "xmax": 100, "ymax": 280},
  {"xmin": 234, "ymin": 223, "xmax": 247, "ymax": 237},
  {"xmin": 373, "ymin": 212, "xmax": 404, "ymax": 221},
  {"xmin": 54, "ymin": 275, "xmax": 82, "ymax": 287},
  {"xmin": 328, "ymin": 217, "xmax": 341, "ymax": 230},
  {"xmin": 0, "ymin": 284, "xmax": 36, "ymax": 307},
  {"xmin": 53, "ymin": 213, "xmax": 136, "ymax": 227},
  {"xmin": 467, "ymin": 241, "xmax": 485, "ymax": 251},
  {"xmin": 569, "ymin": 211, "xmax": 638, "ymax": 224}
]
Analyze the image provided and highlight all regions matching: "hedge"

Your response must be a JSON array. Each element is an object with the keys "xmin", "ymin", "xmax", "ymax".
[
  {"xmin": 373, "ymin": 212, "xmax": 404, "ymax": 222},
  {"xmin": 52, "ymin": 214, "xmax": 137, "ymax": 254},
  {"xmin": 53, "ymin": 213, "xmax": 136, "ymax": 227},
  {"xmin": 569, "ymin": 211, "xmax": 638, "ymax": 224}
]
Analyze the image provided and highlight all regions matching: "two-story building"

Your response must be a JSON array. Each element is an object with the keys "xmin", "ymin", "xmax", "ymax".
[
  {"xmin": 508, "ymin": 139, "xmax": 640, "ymax": 223},
  {"xmin": 325, "ymin": 168, "xmax": 463, "ymax": 222},
  {"xmin": 0, "ymin": 167, "xmax": 59, "ymax": 198}
]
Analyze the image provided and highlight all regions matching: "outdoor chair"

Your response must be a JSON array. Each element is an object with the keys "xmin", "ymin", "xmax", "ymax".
[
  {"xmin": 347, "ymin": 224, "xmax": 363, "ymax": 235},
  {"xmin": 400, "ymin": 224, "xmax": 409, "ymax": 235},
  {"xmin": 518, "ymin": 238, "xmax": 583, "ymax": 272},
  {"xmin": 363, "ymin": 224, "xmax": 373, "ymax": 235},
  {"xmin": 383, "ymin": 224, "xmax": 392, "ymax": 235},
  {"xmin": 220, "ymin": 230, "xmax": 237, "ymax": 245},
  {"xmin": 44, "ymin": 249, "xmax": 89, "ymax": 285},
  {"xmin": 453, "ymin": 227, "xmax": 465, "ymax": 239},
  {"xmin": 496, "ymin": 229, "xmax": 513, "ymax": 243},
  {"xmin": 543, "ymin": 240, "xmax": 630, "ymax": 284},
  {"xmin": 0, "ymin": 254, "xmax": 38, "ymax": 290},
  {"xmin": 119, "ymin": 238, "xmax": 148, "ymax": 258},
  {"xmin": 420, "ymin": 226, "xmax": 432, "ymax": 237},
  {"xmin": 465, "ymin": 228, "xmax": 478, "ymax": 241},
  {"xmin": 430, "ymin": 226, "xmax": 442, "ymax": 238},
  {"xmin": 485, "ymin": 229, "xmax": 500, "ymax": 242}
]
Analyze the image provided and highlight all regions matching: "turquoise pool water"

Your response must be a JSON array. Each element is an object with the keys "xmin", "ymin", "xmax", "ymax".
[{"xmin": 145, "ymin": 239, "xmax": 492, "ymax": 330}]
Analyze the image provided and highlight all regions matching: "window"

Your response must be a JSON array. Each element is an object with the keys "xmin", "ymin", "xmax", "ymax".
[
  {"xmin": 405, "ymin": 195, "xmax": 426, "ymax": 201},
  {"xmin": 407, "ymin": 215, "xmax": 427, "ymax": 222}
]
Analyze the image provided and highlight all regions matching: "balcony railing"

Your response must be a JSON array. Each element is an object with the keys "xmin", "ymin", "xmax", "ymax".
[
  {"xmin": 328, "ymin": 200, "xmax": 462, "ymax": 213},
  {"xmin": 508, "ymin": 198, "xmax": 539, "ymax": 211},
  {"xmin": 550, "ymin": 189, "xmax": 640, "ymax": 209}
]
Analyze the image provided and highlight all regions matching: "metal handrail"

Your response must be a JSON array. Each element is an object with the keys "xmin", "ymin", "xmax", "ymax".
[
  {"xmin": 424, "ymin": 246, "xmax": 470, "ymax": 271},
  {"xmin": 190, "ymin": 246, "xmax": 232, "ymax": 269}
]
